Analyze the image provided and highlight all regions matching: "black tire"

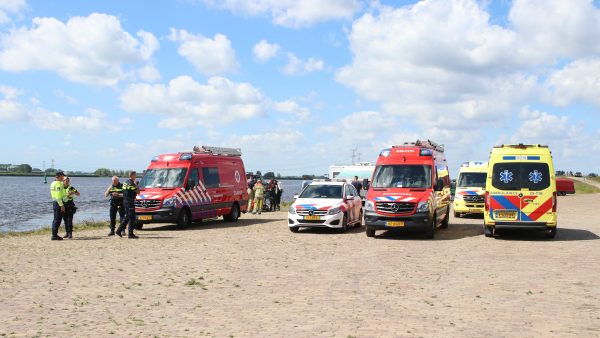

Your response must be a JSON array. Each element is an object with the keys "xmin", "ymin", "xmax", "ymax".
[
  {"xmin": 177, "ymin": 208, "xmax": 191, "ymax": 227},
  {"xmin": 440, "ymin": 206, "xmax": 450, "ymax": 229},
  {"xmin": 545, "ymin": 227, "xmax": 557, "ymax": 239},
  {"xmin": 366, "ymin": 227, "xmax": 376, "ymax": 237},
  {"xmin": 454, "ymin": 211, "xmax": 461, "ymax": 218},
  {"xmin": 289, "ymin": 226, "xmax": 300, "ymax": 233},
  {"xmin": 423, "ymin": 214, "xmax": 435, "ymax": 239},
  {"xmin": 341, "ymin": 213, "xmax": 349, "ymax": 232},
  {"xmin": 135, "ymin": 222, "xmax": 144, "ymax": 230},
  {"xmin": 224, "ymin": 203, "xmax": 240, "ymax": 222},
  {"xmin": 483, "ymin": 225, "xmax": 494, "ymax": 237}
]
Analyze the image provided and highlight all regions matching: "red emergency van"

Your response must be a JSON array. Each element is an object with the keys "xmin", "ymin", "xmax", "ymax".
[
  {"xmin": 363, "ymin": 140, "xmax": 451, "ymax": 238},
  {"xmin": 135, "ymin": 146, "xmax": 249, "ymax": 228}
]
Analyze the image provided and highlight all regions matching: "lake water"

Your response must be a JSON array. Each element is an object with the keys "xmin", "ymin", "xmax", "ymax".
[{"xmin": 0, "ymin": 176, "xmax": 306, "ymax": 233}]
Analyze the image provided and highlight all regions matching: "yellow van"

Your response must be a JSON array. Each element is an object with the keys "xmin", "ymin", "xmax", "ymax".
[
  {"xmin": 453, "ymin": 161, "xmax": 487, "ymax": 218},
  {"xmin": 483, "ymin": 144, "xmax": 557, "ymax": 238}
]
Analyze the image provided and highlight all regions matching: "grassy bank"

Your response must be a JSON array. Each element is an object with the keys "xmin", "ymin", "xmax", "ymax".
[
  {"xmin": 0, "ymin": 220, "xmax": 109, "ymax": 238},
  {"xmin": 574, "ymin": 180, "xmax": 600, "ymax": 194}
]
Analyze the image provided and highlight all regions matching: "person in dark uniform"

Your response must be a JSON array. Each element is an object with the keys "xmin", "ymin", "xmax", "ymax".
[
  {"xmin": 351, "ymin": 176, "xmax": 363, "ymax": 196},
  {"xmin": 116, "ymin": 171, "xmax": 139, "ymax": 239},
  {"xmin": 50, "ymin": 171, "xmax": 66, "ymax": 240},
  {"xmin": 104, "ymin": 176, "xmax": 124, "ymax": 236},
  {"xmin": 62, "ymin": 176, "xmax": 80, "ymax": 239}
]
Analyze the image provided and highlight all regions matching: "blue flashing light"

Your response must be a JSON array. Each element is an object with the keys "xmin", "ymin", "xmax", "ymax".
[
  {"xmin": 179, "ymin": 153, "xmax": 193, "ymax": 160},
  {"xmin": 420, "ymin": 149, "xmax": 433, "ymax": 156}
]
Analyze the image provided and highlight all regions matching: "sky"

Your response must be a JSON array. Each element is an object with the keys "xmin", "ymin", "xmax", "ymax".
[{"xmin": 1, "ymin": 0, "xmax": 600, "ymax": 176}]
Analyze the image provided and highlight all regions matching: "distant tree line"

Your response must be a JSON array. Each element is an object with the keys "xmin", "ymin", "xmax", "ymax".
[{"xmin": 94, "ymin": 168, "xmax": 132, "ymax": 177}]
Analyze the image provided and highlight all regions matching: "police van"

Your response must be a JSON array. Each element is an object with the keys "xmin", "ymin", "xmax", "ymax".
[
  {"xmin": 483, "ymin": 144, "xmax": 557, "ymax": 238},
  {"xmin": 364, "ymin": 140, "xmax": 451, "ymax": 239},
  {"xmin": 453, "ymin": 161, "xmax": 488, "ymax": 217},
  {"xmin": 135, "ymin": 146, "xmax": 249, "ymax": 228}
]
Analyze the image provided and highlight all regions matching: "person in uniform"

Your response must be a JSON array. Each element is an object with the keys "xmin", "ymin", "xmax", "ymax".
[
  {"xmin": 62, "ymin": 176, "xmax": 80, "ymax": 238},
  {"xmin": 252, "ymin": 180, "xmax": 265, "ymax": 214},
  {"xmin": 50, "ymin": 171, "xmax": 66, "ymax": 240},
  {"xmin": 116, "ymin": 171, "xmax": 139, "ymax": 239},
  {"xmin": 247, "ymin": 175, "xmax": 256, "ymax": 212},
  {"xmin": 104, "ymin": 176, "xmax": 124, "ymax": 236}
]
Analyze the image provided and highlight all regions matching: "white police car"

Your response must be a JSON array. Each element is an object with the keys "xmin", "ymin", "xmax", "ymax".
[{"xmin": 288, "ymin": 181, "xmax": 363, "ymax": 232}]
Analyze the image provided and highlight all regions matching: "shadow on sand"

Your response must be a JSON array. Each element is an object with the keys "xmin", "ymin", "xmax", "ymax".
[
  {"xmin": 142, "ymin": 216, "xmax": 282, "ymax": 232},
  {"xmin": 493, "ymin": 227, "xmax": 599, "ymax": 242}
]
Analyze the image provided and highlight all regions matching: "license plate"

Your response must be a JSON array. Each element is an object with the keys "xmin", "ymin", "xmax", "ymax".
[
  {"xmin": 303, "ymin": 215, "xmax": 320, "ymax": 220},
  {"xmin": 386, "ymin": 221, "xmax": 405, "ymax": 227},
  {"xmin": 138, "ymin": 215, "xmax": 152, "ymax": 221},
  {"xmin": 495, "ymin": 211, "xmax": 516, "ymax": 220},
  {"xmin": 468, "ymin": 208, "xmax": 481, "ymax": 213}
]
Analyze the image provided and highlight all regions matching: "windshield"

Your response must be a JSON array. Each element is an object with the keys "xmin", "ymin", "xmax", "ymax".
[
  {"xmin": 372, "ymin": 165, "xmax": 432, "ymax": 188},
  {"xmin": 140, "ymin": 168, "xmax": 188, "ymax": 188},
  {"xmin": 299, "ymin": 185, "xmax": 342, "ymax": 199},
  {"xmin": 458, "ymin": 172, "xmax": 487, "ymax": 187}
]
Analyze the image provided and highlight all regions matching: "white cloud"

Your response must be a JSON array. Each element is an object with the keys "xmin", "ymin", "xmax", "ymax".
[
  {"xmin": 30, "ymin": 108, "xmax": 128, "ymax": 132},
  {"xmin": 544, "ymin": 58, "xmax": 600, "ymax": 107},
  {"xmin": 270, "ymin": 99, "xmax": 310, "ymax": 119},
  {"xmin": 202, "ymin": 0, "xmax": 360, "ymax": 28},
  {"xmin": 169, "ymin": 29, "xmax": 238, "ymax": 76},
  {"xmin": 0, "ymin": 0, "xmax": 26, "ymax": 24},
  {"xmin": 120, "ymin": 76, "xmax": 266, "ymax": 128},
  {"xmin": 137, "ymin": 63, "xmax": 161, "ymax": 82},
  {"xmin": 0, "ymin": 85, "xmax": 27, "ymax": 122},
  {"xmin": 0, "ymin": 13, "xmax": 159, "ymax": 86},
  {"xmin": 282, "ymin": 53, "xmax": 324, "ymax": 75},
  {"xmin": 253, "ymin": 39, "xmax": 280, "ymax": 63}
]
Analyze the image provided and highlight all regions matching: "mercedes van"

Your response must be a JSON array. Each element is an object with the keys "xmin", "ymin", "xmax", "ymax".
[{"xmin": 453, "ymin": 161, "xmax": 488, "ymax": 217}]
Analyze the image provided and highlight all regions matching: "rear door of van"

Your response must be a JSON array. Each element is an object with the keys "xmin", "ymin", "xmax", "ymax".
[{"xmin": 490, "ymin": 160, "xmax": 553, "ymax": 222}]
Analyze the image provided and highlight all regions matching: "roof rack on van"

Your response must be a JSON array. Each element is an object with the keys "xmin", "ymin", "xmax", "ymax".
[
  {"xmin": 494, "ymin": 143, "xmax": 548, "ymax": 149},
  {"xmin": 193, "ymin": 145, "xmax": 242, "ymax": 156},
  {"xmin": 398, "ymin": 139, "xmax": 444, "ymax": 152}
]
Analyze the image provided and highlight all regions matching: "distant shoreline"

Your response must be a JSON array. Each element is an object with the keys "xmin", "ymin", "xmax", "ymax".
[{"xmin": 0, "ymin": 173, "xmax": 313, "ymax": 180}]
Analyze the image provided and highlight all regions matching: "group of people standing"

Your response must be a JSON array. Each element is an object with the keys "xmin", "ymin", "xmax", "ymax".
[
  {"xmin": 49, "ymin": 171, "xmax": 140, "ymax": 240},
  {"xmin": 247, "ymin": 176, "xmax": 283, "ymax": 214}
]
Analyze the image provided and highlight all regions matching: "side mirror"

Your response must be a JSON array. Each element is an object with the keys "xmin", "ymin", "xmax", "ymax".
[{"xmin": 362, "ymin": 178, "xmax": 370, "ymax": 190}]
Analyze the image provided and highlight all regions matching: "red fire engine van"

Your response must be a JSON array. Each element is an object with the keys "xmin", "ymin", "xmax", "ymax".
[
  {"xmin": 364, "ymin": 140, "xmax": 451, "ymax": 239},
  {"xmin": 135, "ymin": 146, "xmax": 249, "ymax": 228}
]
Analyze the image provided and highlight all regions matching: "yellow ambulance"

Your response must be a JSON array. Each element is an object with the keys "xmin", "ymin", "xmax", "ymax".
[
  {"xmin": 453, "ymin": 161, "xmax": 487, "ymax": 218},
  {"xmin": 483, "ymin": 144, "xmax": 557, "ymax": 238}
]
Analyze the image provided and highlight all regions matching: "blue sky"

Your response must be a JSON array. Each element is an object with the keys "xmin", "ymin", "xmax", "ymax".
[{"xmin": 1, "ymin": 0, "xmax": 600, "ymax": 176}]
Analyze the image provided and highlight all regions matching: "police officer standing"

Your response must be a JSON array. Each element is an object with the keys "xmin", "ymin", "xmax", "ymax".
[
  {"xmin": 62, "ymin": 176, "xmax": 80, "ymax": 239},
  {"xmin": 50, "ymin": 171, "xmax": 66, "ymax": 240},
  {"xmin": 116, "ymin": 171, "xmax": 139, "ymax": 239},
  {"xmin": 104, "ymin": 176, "xmax": 124, "ymax": 236}
]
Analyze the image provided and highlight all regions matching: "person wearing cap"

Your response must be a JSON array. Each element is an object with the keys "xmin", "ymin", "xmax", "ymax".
[
  {"xmin": 104, "ymin": 176, "xmax": 124, "ymax": 236},
  {"xmin": 61, "ymin": 176, "xmax": 80, "ymax": 239},
  {"xmin": 50, "ymin": 171, "xmax": 67, "ymax": 240},
  {"xmin": 116, "ymin": 171, "xmax": 140, "ymax": 239}
]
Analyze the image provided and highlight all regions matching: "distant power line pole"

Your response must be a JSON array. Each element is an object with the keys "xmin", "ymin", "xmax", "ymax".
[
  {"xmin": 351, "ymin": 148, "xmax": 357, "ymax": 164},
  {"xmin": 51, "ymin": 159, "xmax": 54, "ymax": 169}
]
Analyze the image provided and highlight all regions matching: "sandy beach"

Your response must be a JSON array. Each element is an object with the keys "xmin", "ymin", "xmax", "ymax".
[{"xmin": 1, "ymin": 194, "xmax": 599, "ymax": 337}]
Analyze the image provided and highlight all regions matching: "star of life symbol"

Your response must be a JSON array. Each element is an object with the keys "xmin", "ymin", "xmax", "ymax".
[
  {"xmin": 499, "ymin": 170, "xmax": 513, "ymax": 184},
  {"xmin": 529, "ymin": 170, "xmax": 543, "ymax": 184}
]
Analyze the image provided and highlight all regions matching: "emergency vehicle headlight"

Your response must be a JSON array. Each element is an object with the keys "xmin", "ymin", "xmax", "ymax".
[
  {"xmin": 179, "ymin": 153, "xmax": 192, "ymax": 160},
  {"xmin": 420, "ymin": 149, "xmax": 433, "ymax": 156},
  {"xmin": 416, "ymin": 201, "xmax": 429, "ymax": 212},
  {"xmin": 365, "ymin": 200, "xmax": 375, "ymax": 211},
  {"xmin": 288, "ymin": 206, "xmax": 296, "ymax": 215},
  {"xmin": 327, "ymin": 207, "xmax": 341, "ymax": 215},
  {"xmin": 454, "ymin": 194, "xmax": 463, "ymax": 200},
  {"xmin": 379, "ymin": 149, "xmax": 391, "ymax": 157},
  {"xmin": 163, "ymin": 197, "xmax": 175, "ymax": 207}
]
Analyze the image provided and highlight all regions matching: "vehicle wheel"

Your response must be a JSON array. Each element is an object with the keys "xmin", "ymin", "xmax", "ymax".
[
  {"xmin": 454, "ymin": 211, "xmax": 461, "ymax": 218},
  {"xmin": 366, "ymin": 227, "xmax": 376, "ymax": 237},
  {"xmin": 289, "ymin": 226, "xmax": 300, "ymax": 233},
  {"xmin": 545, "ymin": 227, "xmax": 557, "ymax": 239},
  {"xmin": 423, "ymin": 214, "xmax": 435, "ymax": 239},
  {"xmin": 483, "ymin": 225, "xmax": 494, "ymax": 237},
  {"xmin": 135, "ymin": 222, "xmax": 144, "ymax": 230},
  {"xmin": 177, "ymin": 208, "xmax": 191, "ymax": 227},
  {"xmin": 224, "ymin": 203, "xmax": 240, "ymax": 222},
  {"xmin": 341, "ymin": 213, "xmax": 349, "ymax": 232},
  {"xmin": 440, "ymin": 206, "xmax": 450, "ymax": 229}
]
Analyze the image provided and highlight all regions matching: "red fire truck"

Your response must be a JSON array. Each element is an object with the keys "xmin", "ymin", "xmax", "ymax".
[
  {"xmin": 135, "ymin": 146, "xmax": 249, "ymax": 228},
  {"xmin": 363, "ymin": 140, "xmax": 451, "ymax": 238}
]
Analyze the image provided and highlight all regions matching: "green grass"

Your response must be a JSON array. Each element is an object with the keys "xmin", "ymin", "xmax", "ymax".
[
  {"xmin": 588, "ymin": 176, "xmax": 600, "ymax": 184},
  {"xmin": 0, "ymin": 220, "xmax": 109, "ymax": 238},
  {"xmin": 574, "ymin": 180, "xmax": 600, "ymax": 194}
]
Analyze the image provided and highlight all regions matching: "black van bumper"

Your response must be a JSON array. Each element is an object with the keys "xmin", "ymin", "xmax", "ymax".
[
  {"xmin": 136, "ymin": 207, "xmax": 182, "ymax": 223},
  {"xmin": 492, "ymin": 222, "xmax": 554, "ymax": 230},
  {"xmin": 364, "ymin": 210, "xmax": 432, "ymax": 231}
]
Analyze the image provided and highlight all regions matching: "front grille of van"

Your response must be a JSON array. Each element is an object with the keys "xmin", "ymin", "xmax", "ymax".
[
  {"xmin": 135, "ymin": 199, "xmax": 161, "ymax": 209},
  {"xmin": 376, "ymin": 202, "xmax": 415, "ymax": 214},
  {"xmin": 296, "ymin": 210, "xmax": 328, "ymax": 216},
  {"xmin": 464, "ymin": 195, "xmax": 484, "ymax": 203}
]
